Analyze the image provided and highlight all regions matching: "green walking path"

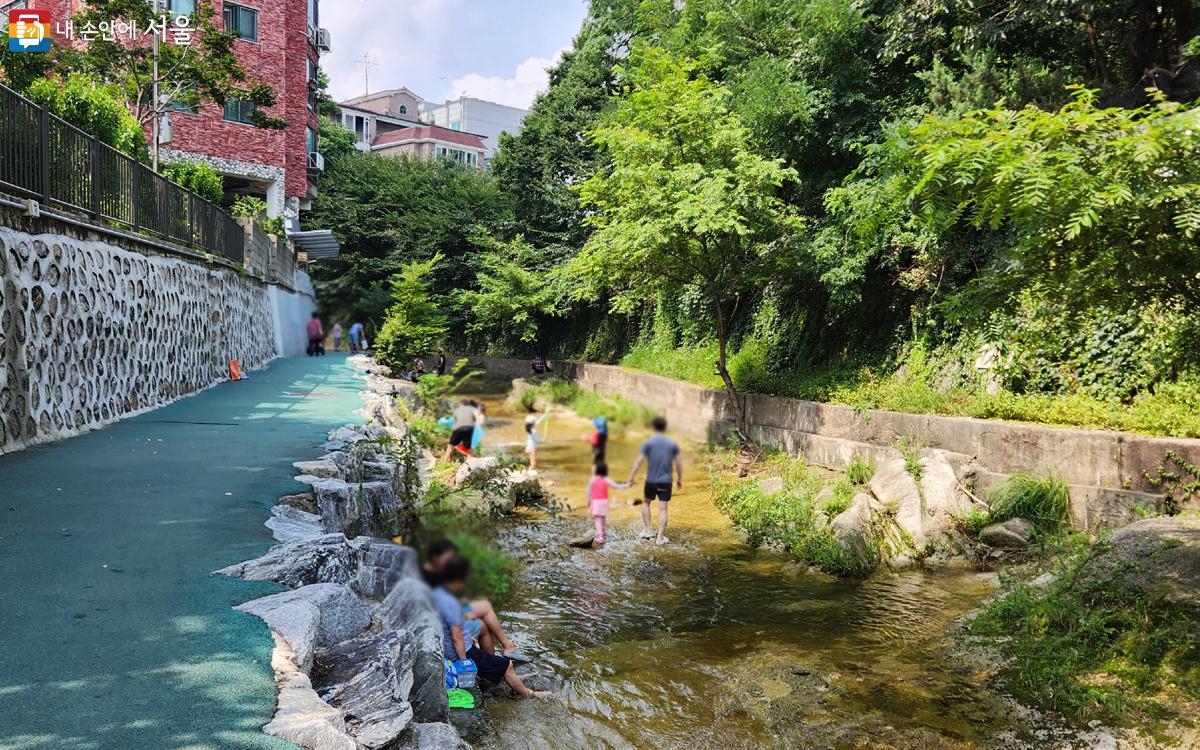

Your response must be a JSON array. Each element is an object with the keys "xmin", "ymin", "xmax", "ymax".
[{"xmin": 0, "ymin": 354, "xmax": 366, "ymax": 750}]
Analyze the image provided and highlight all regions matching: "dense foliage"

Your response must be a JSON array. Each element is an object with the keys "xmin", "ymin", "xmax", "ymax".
[
  {"xmin": 311, "ymin": 0, "xmax": 1200, "ymax": 436},
  {"xmin": 24, "ymin": 74, "xmax": 148, "ymax": 160},
  {"xmin": 161, "ymin": 160, "xmax": 224, "ymax": 203}
]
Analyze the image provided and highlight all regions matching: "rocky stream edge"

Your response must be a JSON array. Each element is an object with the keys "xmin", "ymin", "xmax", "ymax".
[{"xmin": 212, "ymin": 356, "xmax": 533, "ymax": 750}]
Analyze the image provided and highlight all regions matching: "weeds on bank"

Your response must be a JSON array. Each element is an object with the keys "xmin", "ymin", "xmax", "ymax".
[
  {"xmin": 987, "ymin": 472, "xmax": 1071, "ymax": 533},
  {"xmin": 619, "ymin": 343, "xmax": 1200, "ymax": 438},
  {"xmin": 518, "ymin": 377, "xmax": 655, "ymax": 426},
  {"xmin": 970, "ymin": 535, "xmax": 1200, "ymax": 723},
  {"xmin": 710, "ymin": 452, "xmax": 878, "ymax": 577},
  {"xmin": 845, "ymin": 455, "xmax": 876, "ymax": 485}
]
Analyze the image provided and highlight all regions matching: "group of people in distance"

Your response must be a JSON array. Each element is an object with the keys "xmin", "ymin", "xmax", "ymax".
[{"xmin": 304, "ymin": 314, "xmax": 366, "ymax": 356}]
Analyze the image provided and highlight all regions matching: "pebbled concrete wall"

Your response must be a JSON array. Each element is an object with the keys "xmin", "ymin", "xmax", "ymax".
[
  {"xmin": 0, "ymin": 221, "xmax": 310, "ymax": 455},
  {"xmin": 465, "ymin": 356, "xmax": 1200, "ymax": 532}
]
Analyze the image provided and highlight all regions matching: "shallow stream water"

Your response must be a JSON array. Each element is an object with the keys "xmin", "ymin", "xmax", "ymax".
[{"xmin": 462, "ymin": 391, "xmax": 1047, "ymax": 749}]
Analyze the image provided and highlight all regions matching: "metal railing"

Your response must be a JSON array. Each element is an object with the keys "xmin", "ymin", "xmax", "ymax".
[{"xmin": 0, "ymin": 82, "xmax": 244, "ymax": 263}]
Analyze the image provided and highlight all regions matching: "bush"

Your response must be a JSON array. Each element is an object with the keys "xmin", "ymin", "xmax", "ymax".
[
  {"xmin": 162, "ymin": 160, "xmax": 224, "ymax": 203},
  {"xmin": 986, "ymin": 471, "xmax": 1070, "ymax": 533},
  {"xmin": 447, "ymin": 531, "xmax": 518, "ymax": 602},
  {"xmin": 712, "ymin": 457, "xmax": 877, "ymax": 576},
  {"xmin": 525, "ymin": 377, "xmax": 654, "ymax": 426},
  {"xmin": 25, "ymin": 73, "xmax": 147, "ymax": 160},
  {"xmin": 845, "ymin": 455, "xmax": 876, "ymax": 485},
  {"xmin": 373, "ymin": 256, "xmax": 448, "ymax": 372}
]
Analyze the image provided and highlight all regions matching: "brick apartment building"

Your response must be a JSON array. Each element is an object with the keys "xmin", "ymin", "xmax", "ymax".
[
  {"xmin": 14, "ymin": 0, "xmax": 329, "ymax": 222},
  {"xmin": 337, "ymin": 89, "xmax": 487, "ymax": 169}
]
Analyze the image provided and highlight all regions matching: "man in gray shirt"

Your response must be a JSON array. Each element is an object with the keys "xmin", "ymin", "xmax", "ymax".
[
  {"xmin": 628, "ymin": 415, "xmax": 682, "ymax": 545},
  {"xmin": 443, "ymin": 399, "xmax": 478, "ymax": 461}
]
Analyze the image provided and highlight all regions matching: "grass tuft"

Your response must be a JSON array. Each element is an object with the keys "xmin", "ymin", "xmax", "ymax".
[{"xmin": 986, "ymin": 471, "xmax": 1070, "ymax": 533}]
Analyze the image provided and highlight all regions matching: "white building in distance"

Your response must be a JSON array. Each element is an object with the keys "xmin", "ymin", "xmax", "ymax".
[{"xmin": 420, "ymin": 96, "xmax": 530, "ymax": 165}]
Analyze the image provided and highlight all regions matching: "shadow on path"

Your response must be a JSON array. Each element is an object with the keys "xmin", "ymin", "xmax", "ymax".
[{"xmin": 0, "ymin": 354, "xmax": 365, "ymax": 750}]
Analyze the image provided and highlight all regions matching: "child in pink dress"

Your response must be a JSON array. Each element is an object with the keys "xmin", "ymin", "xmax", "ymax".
[{"xmin": 587, "ymin": 462, "xmax": 630, "ymax": 546}]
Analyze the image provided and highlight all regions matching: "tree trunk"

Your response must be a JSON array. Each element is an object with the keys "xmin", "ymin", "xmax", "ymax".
[{"xmin": 713, "ymin": 300, "xmax": 749, "ymax": 444}]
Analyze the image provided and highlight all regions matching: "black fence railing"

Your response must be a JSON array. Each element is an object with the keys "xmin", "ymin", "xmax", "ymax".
[{"xmin": 0, "ymin": 82, "xmax": 244, "ymax": 263}]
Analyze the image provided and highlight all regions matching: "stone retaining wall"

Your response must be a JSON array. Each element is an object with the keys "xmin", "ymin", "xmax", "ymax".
[
  {"xmin": 462, "ymin": 355, "xmax": 1200, "ymax": 532},
  {"xmin": 0, "ymin": 219, "xmax": 313, "ymax": 454}
]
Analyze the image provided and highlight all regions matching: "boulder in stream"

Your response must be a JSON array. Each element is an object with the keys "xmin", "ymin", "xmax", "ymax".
[
  {"xmin": 1079, "ymin": 516, "xmax": 1200, "ymax": 625},
  {"xmin": 829, "ymin": 493, "xmax": 879, "ymax": 575},
  {"xmin": 401, "ymin": 722, "xmax": 469, "ymax": 750},
  {"xmin": 979, "ymin": 517, "xmax": 1034, "ymax": 548},
  {"xmin": 379, "ymin": 577, "xmax": 450, "ymax": 723}
]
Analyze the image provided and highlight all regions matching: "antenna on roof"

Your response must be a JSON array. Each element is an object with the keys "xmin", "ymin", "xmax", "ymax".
[{"xmin": 354, "ymin": 52, "xmax": 380, "ymax": 97}]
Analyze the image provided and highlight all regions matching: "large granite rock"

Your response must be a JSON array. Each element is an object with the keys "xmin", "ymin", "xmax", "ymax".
[
  {"xmin": 263, "ymin": 632, "xmax": 358, "ymax": 750},
  {"xmin": 870, "ymin": 449, "xmax": 975, "ymax": 550},
  {"xmin": 300, "ymin": 477, "xmax": 398, "ymax": 538},
  {"xmin": 293, "ymin": 457, "xmax": 342, "ymax": 479},
  {"xmin": 1080, "ymin": 516, "xmax": 1200, "ymax": 623},
  {"xmin": 870, "ymin": 457, "xmax": 925, "ymax": 547},
  {"xmin": 237, "ymin": 584, "xmax": 371, "ymax": 672},
  {"xmin": 829, "ymin": 493, "xmax": 879, "ymax": 575},
  {"xmin": 219, "ymin": 536, "xmax": 420, "ymax": 601},
  {"xmin": 312, "ymin": 631, "xmax": 417, "ymax": 749},
  {"xmin": 380, "ymin": 577, "xmax": 450, "ymax": 723},
  {"xmin": 266, "ymin": 504, "xmax": 325, "ymax": 543},
  {"xmin": 979, "ymin": 517, "xmax": 1035, "ymax": 548},
  {"xmin": 217, "ymin": 534, "xmax": 361, "ymax": 589}
]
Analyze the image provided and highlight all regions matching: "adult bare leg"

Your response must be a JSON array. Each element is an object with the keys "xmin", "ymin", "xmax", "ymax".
[{"xmin": 469, "ymin": 599, "xmax": 517, "ymax": 653}]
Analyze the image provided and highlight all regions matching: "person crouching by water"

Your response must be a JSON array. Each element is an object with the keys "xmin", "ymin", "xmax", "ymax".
[
  {"xmin": 422, "ymin": 539, "xmax": 530, "ymax": 661},
  {"xmin": 443, "ymin": 399, "xmax": 477, "ymax": 461},
  {"xmin": 524, "ymin": 412, "xmax": 548, "ymax": 469},
  {"xmin": 587, "ymin": 462, "xmax": 630, "ymax": 547},
  {"xmin": 434, "ymin": 556, "xmax": 548, "ymax": 698}
]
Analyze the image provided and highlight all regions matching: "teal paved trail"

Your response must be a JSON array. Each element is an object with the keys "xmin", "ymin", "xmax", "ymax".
[{"xmin": 0, "ymin": 355, "xmax": 365, "ymax": 750}]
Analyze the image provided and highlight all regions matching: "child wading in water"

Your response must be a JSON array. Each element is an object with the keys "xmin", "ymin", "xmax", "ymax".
[
  {"xmin": 584, "ymin": 416, "xmax": 608, "ymax": 464},
  {"xmin": 588, "ymin": 462, "xmax": 630, "ymax": 546},
  {"xmin": 524, "ymin": 412, "xmax": 549, "ymax": 469}
]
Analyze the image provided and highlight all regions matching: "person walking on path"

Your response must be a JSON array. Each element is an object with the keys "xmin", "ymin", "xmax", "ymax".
[
  {"xmin": 587, "ymin": 462, "xmax": 630, "ymax": 546},
  {"xmin": 331, "ymin": 322, "xmax": 343, "ymax": 351},
  {"xmin": 305, "ymin": 313, "xmax": 324, "ymax": 357},
  {"xmin": 434, "ymin": 557, "xmax": 548, "ymax": 698},
  {"xmin": 436, "ymin": 349, "xmax": 447, "ymax": 376},
  {"xmin": 627, "ymin": 416, "xmax": 682, "ymax": 545},
  {"xmin": 348, "ymin": 321, "xmax": 365, "ymax": 353}
]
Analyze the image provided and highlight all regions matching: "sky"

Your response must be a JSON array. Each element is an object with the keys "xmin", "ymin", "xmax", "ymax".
[{"xmin": 321, "ymin": 0, "xmax": 590, "ymax": 109}]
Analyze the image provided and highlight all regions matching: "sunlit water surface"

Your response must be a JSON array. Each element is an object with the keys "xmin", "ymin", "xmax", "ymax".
[{"xmin": 462, "ymin": 391, "xmax": 1044, "ymax": 750}]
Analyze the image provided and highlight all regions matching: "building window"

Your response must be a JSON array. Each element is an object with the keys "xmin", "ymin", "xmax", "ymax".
[
  {"xmin": 166, "ymin": 0, "xmax": 196, "ymax": 15},
  {"xmin": 307, "ymin": 58, "xmax": 319, "ymax": 111},
  {"xmin": 398, "ymin": 104, "xmax": 407, "ymax": 115},
  {"xmin": 306, "ymin": 126, "xmax": 317, "ymax": 155},
  {"xmin": 222, "ymin": 2, "xmax": 257, "ymax": 42},
  {"xmin": 307, "ymin": 0, "xmax": 317, "ymax": 27},
  {"xmin": 223, "ymin": 98, "xmax": 257, "ymax": 125}
]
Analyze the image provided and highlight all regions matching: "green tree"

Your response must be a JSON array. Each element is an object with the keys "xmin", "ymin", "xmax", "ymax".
[
  {"xmin": 304, "ymin": 151, "xmax": 511, "ymax": 333},
  {"xmin": 457, "ymin": 234, "xmax": 563, "ymax": 353},
  {"xmin": 373, "ymin": 255, "xmax": 449, "ymax": 371},
  {"xmin": 318, "ymin": 118, "xmax": 358, "ymax": 162},
  {"xmin": 573, "ymin": 50, "xmax": 803, "ymax": 437},
  {"xmin": 161, "ymin": 159, "xmax": 223, "ymax": 202}
]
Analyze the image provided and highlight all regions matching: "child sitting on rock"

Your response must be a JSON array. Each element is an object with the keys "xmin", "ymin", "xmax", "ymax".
[{"xmin": 587, "ymin": 462, "xmax": 630, "ymax": 546}]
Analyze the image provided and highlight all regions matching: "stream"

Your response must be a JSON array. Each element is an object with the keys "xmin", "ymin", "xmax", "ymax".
[{"xmin": 460, "ymin": 389, "xmax": 1050, "ymax": 749}]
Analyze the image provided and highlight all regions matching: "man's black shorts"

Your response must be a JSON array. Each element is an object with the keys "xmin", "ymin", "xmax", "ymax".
[
  {"xmin": 643, "ymin": 481, "xmax": 673, "ymax": 502},
  {"xmin": 466, "ymin": 644, "xmax": 511, "ymax": 684},
  {"xmin": 449, "ymin": 425, "xmax": 474, "ymax": 447}
]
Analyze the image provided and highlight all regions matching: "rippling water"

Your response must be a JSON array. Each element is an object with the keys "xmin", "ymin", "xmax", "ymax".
[{"xmin": 463, "ymin": 392, "xmax": 1040, "ymax": 749}]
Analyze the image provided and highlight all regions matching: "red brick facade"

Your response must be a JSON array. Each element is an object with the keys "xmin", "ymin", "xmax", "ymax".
[{"xmin": 29, "ymin": 0, "xmax": 320, "ymax": 210}]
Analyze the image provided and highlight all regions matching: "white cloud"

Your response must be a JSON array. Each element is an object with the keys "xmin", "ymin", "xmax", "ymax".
[
  {"xmin": 322, "ymin": 0, "xmax": 460, "ymax": 102},
  {"xmin": 447, "ymin": 52, "xmax": 562, "ymax": 109}
]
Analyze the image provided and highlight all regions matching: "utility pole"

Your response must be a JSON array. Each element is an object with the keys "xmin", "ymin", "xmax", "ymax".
[
  {"xmin": 354, "ymin": 52, "xmax": 378, "ymax": 97},
  {"xmin": 151, "ymin": 0, "xmax": 161, "ymax": 171}
]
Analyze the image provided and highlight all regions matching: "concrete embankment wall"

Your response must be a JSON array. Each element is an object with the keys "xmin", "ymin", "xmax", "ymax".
[
  {"xmin": 459, "ymin": 355, "xmax": 1200, "ymax": 532},
  {"xmin": 0, "ymin": 208, "xmax": 314, "ymax": 454}
]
